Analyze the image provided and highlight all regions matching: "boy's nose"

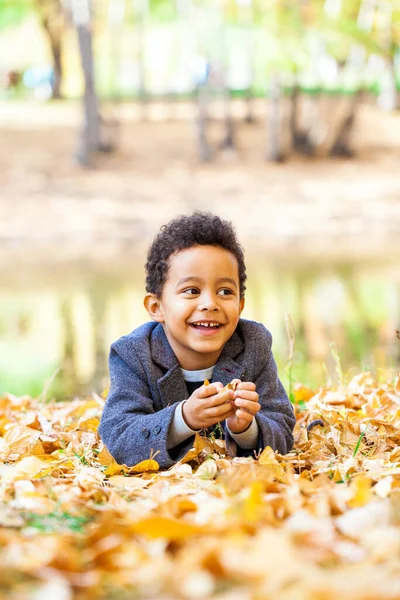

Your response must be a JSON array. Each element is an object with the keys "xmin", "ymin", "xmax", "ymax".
[{"xmin": 198, "ymin": 294, "xmax": 219, "ymax": 311}]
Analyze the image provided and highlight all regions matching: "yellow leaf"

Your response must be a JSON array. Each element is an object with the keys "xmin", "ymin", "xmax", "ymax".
[
  {"xmin": 97, "ymin": 444, "xmax": 115, "ymax": 466},
  {"xmin": 105, "ymin": 461, "xmax": 129, "ymax": 477},
  {"xmin": 163, "ymin": 496, "xmax": 198, "ymax": 518},
  {"xmin": 67, "ymin": 399, "xmax": 99, "ymax": 419},
  {"xmin": 129, "ymin": 459, "xmax": 160, "ymax": 474},
  {"xmin": 180, "ymin": 434, "xmax": 214, "ymax": 464},
  {"xmin": 242, "ymin": 480, "xmax": 265, "ymax": 523},
  {"xmin": 258, "ymin": 446, "xmax": 279, "ymax": 465},
  {"xmin": 371, "ymin": 395, "xmax": 381, "ymax": 409},
  {"xmin": 131, "ymin": 516, "xmax": 205, "ymax": 540},
  {"xmin": 293, "ymin": 384, "xmax": 315, "ymax": 403},
  {"xmin": 348, "ymin": 475, "xmax": 373, "ymax": 508},
  {"xmin": 78, "ymin": 417, "xmax": 100, "ymax": 432},
  {"xmin": 99, "ymin": 445, "xmax": 159, "ymax": 476}
]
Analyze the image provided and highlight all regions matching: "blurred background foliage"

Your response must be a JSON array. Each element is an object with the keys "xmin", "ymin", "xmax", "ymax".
[
  {"xmin": 0, "ymin": 0, "xmax": 399, "ymax": 399},
  {"xmin": 1, "ymin": 0, "xmax": 399, "ymax": 163}
]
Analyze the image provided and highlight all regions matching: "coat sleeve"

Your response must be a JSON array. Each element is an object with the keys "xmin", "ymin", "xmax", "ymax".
[
  {"xmin": 98, "ymin": 347, "xmax": 195, "ymax": 469},
  {"xmin": 224, "ymin": 325, "xmax": 296, "ymax": 456}
]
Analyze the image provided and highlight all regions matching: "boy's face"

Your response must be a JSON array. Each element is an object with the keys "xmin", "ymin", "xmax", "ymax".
[{"xmin": 144, "ymin": 245, "xmax": 244, "ymax": 370}]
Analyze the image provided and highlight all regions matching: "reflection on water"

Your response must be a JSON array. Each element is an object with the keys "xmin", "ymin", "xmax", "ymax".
[{"xmin": 1, "ymin": 258, "xmax": 399, "ymax": 399}]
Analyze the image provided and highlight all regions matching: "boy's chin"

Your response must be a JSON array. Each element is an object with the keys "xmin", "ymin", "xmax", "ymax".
[{"xmin": 189, "ymin": 341, "xmax": 225, "ymax": 356}]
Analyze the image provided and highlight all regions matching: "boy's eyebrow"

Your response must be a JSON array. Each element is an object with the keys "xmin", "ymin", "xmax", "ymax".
[
  {"xmin": 216, "ymin": 277, "xmax": 238, "ymax": 288},
  {"xmin": 176, "ymin": 276, "xmax": 204, "ymax": 287},
  {"xmin": 176, "ymin": 276, "xmax": 237, "ymax": 288}
]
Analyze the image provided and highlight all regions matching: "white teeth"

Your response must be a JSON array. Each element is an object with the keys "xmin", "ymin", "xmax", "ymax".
[{"xmin": 193, "ymin": 322, "xmax": 219, "ymax": 328}]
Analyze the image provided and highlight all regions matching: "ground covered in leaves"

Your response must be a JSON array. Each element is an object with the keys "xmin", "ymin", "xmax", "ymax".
[{"xmin": 1, "ymin": 373, "xmax": 400, "ymax": 599}]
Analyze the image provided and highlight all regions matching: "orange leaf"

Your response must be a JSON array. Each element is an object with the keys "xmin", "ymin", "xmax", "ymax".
[
  {"xmin": 131, "ymin": 516, "xmax": 205, "ymax": 540},
  {"xmin": 129, "ymin": 459, "xmax": 159, "ymax": 474}
]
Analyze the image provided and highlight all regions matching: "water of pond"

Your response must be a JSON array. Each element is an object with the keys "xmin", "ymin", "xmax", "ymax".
[{"xmin": 1, "ymin": 252, "xmax": 399, "ymax": 399}]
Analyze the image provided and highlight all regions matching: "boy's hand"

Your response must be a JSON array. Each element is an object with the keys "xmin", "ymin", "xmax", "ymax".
[
  {"xmin": 182, "ymin": 382, "xmax": 236, "ymax": 431},
  {"xmin": 226, "ymin": 380, "xmax": 261, "ymax": 434}
]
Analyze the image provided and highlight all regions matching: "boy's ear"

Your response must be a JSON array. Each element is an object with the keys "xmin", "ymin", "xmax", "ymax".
[
  {"xmin": 239, "ymin": 297, "xmax": 245, "ymax": 314},
  {"xmin": 144, "ymin": 293, "xmax": 165, "ymax": 323}
]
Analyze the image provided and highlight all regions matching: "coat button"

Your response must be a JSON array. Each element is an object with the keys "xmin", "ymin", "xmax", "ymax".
[
  {"xmin": 142, "ymin": 428, "xmax": 150, "ymax": 439},
  {"xmin": 153, "ymin": 426, "xmax": 161, "ymax": 435}
]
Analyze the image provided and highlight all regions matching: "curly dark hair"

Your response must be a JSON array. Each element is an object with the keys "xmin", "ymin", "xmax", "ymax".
[{"xmin": 145, "ymin": 212, "xmax": 247, "ymax": 298}]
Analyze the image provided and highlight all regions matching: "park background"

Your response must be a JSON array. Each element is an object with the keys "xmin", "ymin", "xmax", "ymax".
[{"xmin": 1, "ymin": 0, "xmax": 400, "ymax": 401}]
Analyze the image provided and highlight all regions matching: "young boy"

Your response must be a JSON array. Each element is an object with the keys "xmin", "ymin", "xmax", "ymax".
[{"xmin": 98, "ymin": 212, "xmax": 296, "ymax": 469}]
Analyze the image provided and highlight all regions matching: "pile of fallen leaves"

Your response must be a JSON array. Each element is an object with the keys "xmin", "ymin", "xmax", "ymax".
[{"xmin": 1, "ymin": 373, "xmax": 400, "ymax": 600}]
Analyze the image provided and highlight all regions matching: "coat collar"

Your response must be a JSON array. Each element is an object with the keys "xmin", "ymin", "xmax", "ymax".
[
  {"xmin": 150, "ymin": 323, "xmax": 179, "ymax": 370},
  {"xmin": 151, "ymin": 322, "xmax": 246, "ymax": 383}
]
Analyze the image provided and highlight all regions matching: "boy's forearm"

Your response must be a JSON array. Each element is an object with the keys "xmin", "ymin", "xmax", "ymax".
[
  {"xmin": 226, "ymin": 417, "xmax": 259, "ymax": 449},
  {"xmin": 99, "ymin": 397, "xmax": 194, "ymax": 469},
  {"xmin": 166, "ymin": 401, "xmax": 200, "ymax": 449}
]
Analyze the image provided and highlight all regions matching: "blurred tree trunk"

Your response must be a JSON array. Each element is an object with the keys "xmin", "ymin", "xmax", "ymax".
[
  {"xmin": 244, "ymin": 88, "xmax": 254, "ymax": 123},
  {"xmin": 289, "ymin": 84, "xmax": 316, "ymax": 156},
  {"xmin": 71, "ymin": 0, "xmax": 101, "ymax": 166},
  {"xmin": 35, "ymin": 0, "xmax": 64, "ymax": 99},
  {"xmin": 60, "ymin": 298, "xmax": 78, "ymax": 396},
  {"xmin": 328, "ymin": 0, "xmax": 375, "ymax": 157},
  {"xmin": 196, "ymin": 83, "xmax": 213, "ymax": 162},
  {"xmin": 237, "ymin": 0, "xmax": 255, "ymax": 123},
  {"xmin": 390, "ymin": 58, "xmax": 400, "ymax": 110},
  {"xmin": 133, "ymin": 0, "xmax": 149, "ymax": 119},
  {"xmin": 219, "ymin": 81, "xmax": 236, "ymax": 153},
  {"xmin": 266, "ymin": 75, "xmax": 286, "ymax": 162},
  {"xmin": 87, "ymin": 281, "xmax": 109, "ymax": 392},
  {"xmin": 50, "ymin": 32, "xmax": 63, "ymax": 98},
  {"xmin": 218, "ymin": 1, "xmax": 237, "ymax": 156},
  {"xmin": 329, "ymin": 90, "xmax": 361, "ymax": 157}
]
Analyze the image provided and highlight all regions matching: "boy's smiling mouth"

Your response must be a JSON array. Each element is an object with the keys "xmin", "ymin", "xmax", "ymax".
[{"xmin": 189, "ymin": 320, "xmax": 223, "ymax": 334}]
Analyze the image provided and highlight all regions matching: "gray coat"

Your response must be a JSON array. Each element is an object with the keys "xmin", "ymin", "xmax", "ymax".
[{"xmin": 98, "ymin": 319, "xmax": 295, "ymax": 469}]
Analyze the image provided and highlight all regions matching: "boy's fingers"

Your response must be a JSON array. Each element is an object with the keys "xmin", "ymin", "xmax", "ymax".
[
  {"xmin": 201, "ymin": 386, "xmax": 233, "ymax": 405},
  {"xmin": 206, "ymin": 403, "xmax": 235, "ymax": 419},
  {"xmin": 234, "ymin": 409, "xmax": 254, "ymax": 422},
  {"xmin": 199, "ymin": 383, "xmax": 223, "ymax": 397},
  {"xmin": 211, "ymin": 388, "xmax": 234, "ymax": 405},
  {"xmin": 234, "ymin": 399, "xmax": 261, "ymax": 414},
  {"xmin": 234, "ymin": 390, "xmax": 259, "ymax": 402},
  {"xmin": 236, "ymin": 382, "xmax": 256, "ymax": 391}
]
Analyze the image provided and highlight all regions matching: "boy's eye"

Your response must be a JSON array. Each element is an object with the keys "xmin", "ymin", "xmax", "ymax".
[
  {"xmin": 218, "ymin": 288, "xmax": 233, "ymax": 296},
  {"xmin": 183, "ymin": 288, "xmax": 199, "ymax": 295}
]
